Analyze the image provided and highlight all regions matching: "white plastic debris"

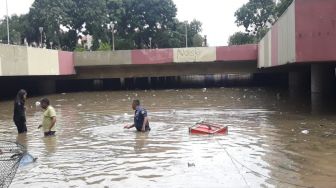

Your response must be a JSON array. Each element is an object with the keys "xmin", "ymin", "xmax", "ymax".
[
  {"xmin": 204, "ymin": 97, "xmax": 208, "ymax": 100},
  {"xmin": 77, "ymin": 104, "xmax": 82, "ymax": 107},
  {"xmin": 202, "ymin": 88, "xmax": 207, "ymax": 92},
  {"xmin": 35, "ymin": 101, "xmax": 41, "ymax": 106},
  {"xmin": 301, "ymin": 130, "xmax": 309, "ymax": 134}
]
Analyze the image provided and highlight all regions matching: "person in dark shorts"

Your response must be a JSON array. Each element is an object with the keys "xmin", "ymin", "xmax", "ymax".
[
  {"xmin": 124, "ymin": 100, "xmax": 150, "ymax": 132},
  {"xmin": 38, "ymin": 98, "xmax": 57, "ymax": 136},
  {"xmin": 13, "ymin": 89, "xmax": 28, "ymax": 134}
]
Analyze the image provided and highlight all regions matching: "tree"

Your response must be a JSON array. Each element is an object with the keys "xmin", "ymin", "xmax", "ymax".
[
  {"xmin": 0, "ymin": 14, "xmax": 28, "ymax": 44},
  {"xmin": 26, "ymin": 0, "xmax": 76, "ymax": 49},
  {"xmin": 228, "ymin": 32, "xmax": 256, "ymax": 45},
  {"xmin": 106, "ymin": 0, "xmax": 178, "ymax": 49},
  {"xmin": 0, "ymin": 0, "xmax": 205, "ymax": 50},
  {"xmin": 234, "ymin": 0, "xmax": 276, "ymax": 40}
]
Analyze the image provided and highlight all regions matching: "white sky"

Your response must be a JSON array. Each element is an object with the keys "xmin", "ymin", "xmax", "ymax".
[{"xmin": 0, "ymin": 0, "xmax": 248, "ymax": 46}]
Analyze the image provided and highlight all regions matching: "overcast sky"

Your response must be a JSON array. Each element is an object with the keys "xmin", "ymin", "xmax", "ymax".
[{"xmin": 0, "ymin": 0, "xmax": 248, "ymax": 46}]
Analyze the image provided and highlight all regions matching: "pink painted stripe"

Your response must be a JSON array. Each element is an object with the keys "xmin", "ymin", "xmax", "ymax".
[
  {"xmin": 295, "ymin": 0, "xmax": 336, "ymax": 62},
  {"xmin": 216, "ymin": 44, "xmax": 258, "ymax": 62},
  {"xmin": 58, "ymin": 51, "xmax": 75, "ymax": 75},
  {"xmin": 271, "ymin": 24, "xmax": 279, "ymax": 66},
  {"xmin": 132, "ymin": 49, "xmax": 174, "ymax": 64}
]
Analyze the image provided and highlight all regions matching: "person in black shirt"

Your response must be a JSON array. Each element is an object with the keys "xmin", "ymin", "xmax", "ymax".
[
  {"xmin": 13, "ymin": 89, "xmax": 27, "ymax": 134},
  {"xmin": 124, "ymin": 100, "xmax": 150, "ymax": 132}
]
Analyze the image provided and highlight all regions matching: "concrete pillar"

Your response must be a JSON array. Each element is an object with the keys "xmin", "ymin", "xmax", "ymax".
[
  {"xmin": 147, "ymin": 77, "xmax": 152, "ymax": 87},
  {"xmin": 93, "ymin": 79, "xmax": 104, "ymax": 90},
  {"xmin": 120, "ymin": 78, "xmax": 125, "ymax": 89},
  {"xmin": 310, "ymin": 64, "xmax": 336, "ymax": 114},
  {"xmin": 38, "ymin": 79, "xmax": 56, "ymax": 94},
  {"xmin": 288, "ymin": 72, "xmax": 310, "ymax": 95},
  {"xmin": 311, "ymin": 64, "xmax": 335, "ymax": 94}
]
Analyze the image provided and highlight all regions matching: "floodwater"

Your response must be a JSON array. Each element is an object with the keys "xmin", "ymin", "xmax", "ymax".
[{"xmin": 0, "ymin": 88, "xmax": 335, "ymax": 188}]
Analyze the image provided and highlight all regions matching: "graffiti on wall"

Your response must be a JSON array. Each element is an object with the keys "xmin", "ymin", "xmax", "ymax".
[{"xmin": 173, "ymin": 47, "xmax": 216, "ymax": 63}]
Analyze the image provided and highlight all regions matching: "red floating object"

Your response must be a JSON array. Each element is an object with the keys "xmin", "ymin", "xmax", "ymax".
[{"xmin": 189, "ymin": 122, "xmax": 228, "ymax": 135}]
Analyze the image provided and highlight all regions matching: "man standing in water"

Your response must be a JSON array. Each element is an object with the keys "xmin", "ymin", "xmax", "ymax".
[
  {"xmin": 38, "ymin": 98, "xmax": 57, "ymax": 136},
  {"xmin": 124, "ymin": 100, "xmax": 150, "ymax": 132},
  {"xmin": 13, "ymin": 89, "xmax": 28, "ymax": 134}
]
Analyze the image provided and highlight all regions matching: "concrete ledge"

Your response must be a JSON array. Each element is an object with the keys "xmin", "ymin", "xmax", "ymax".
[
  {"xmin": 74, "ymin": 61, "xmax": 258, "ymax": 79},
  {"xmin": 74, "ymin": 51, "xmax": 132, "ymax": 66}
]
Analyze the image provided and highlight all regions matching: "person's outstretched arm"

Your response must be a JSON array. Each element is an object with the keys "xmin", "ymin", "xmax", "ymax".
[{"xmin": 124, "ymin": 124, "xmax": 134, "ymax": 129}]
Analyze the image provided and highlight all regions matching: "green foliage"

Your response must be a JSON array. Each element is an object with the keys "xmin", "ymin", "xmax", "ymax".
[
  {"xmin": 97, "ymin": 42, "xmax": 111, "ymax": 51},
  {"xmin": 228, "ymin": 32, "xmax": 256, "ymax": 46},
  {"xmin": 74, "ymin": 45, "xmax": 85, "ymax": 52},
  {"xmin": 0, "ymin": 0, "xmax": 204, "ymax": 50},
  {"xmin": 234, "ymin": 0, "xmax": 276, "ymax": 39},
  {"xmin": 0, "ymin": 14, "xmax": 28, "ymax": 44}
]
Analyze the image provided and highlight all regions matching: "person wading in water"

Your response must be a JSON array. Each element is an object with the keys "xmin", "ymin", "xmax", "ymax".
[
  {"xmin": 124, "ymin": 100, "xmax": 151, "ymax": 132},
  {"xmin": 13, "ymin": 89, "xmax": 28, "ymax": 134}
]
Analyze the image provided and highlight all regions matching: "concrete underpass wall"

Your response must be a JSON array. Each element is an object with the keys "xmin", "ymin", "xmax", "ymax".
[
  {"xmin": 74, "ymin": 45, "xmax": 258, "ymax": 67},
  {"xmin": 59, "ymin": 51, "xmax": 76, "ymax": 75},
  {"xmin": 27, "ymin": 48, "xmax": 59, "ymax": 75},
  {"xmin": 73, "ymin": 46, "xmax": 258, "ymax": 79},
  {"xmin": 0, "ymin": 44, "xmax": 29, "ymax": 76},
  {"xmin": 173, "ymin": 47, "xmax": 216, "ymax": 63},
  {"xmin": 0, "ymin": 44, "xmax": 75, "ymax": 76},
  {"xmin": 259, "ymin": 0, "xmax": 336, "ymax": 67},
  {"xmin": 295, "ymin": 0, "xmax": 336, "ymax": 62},
  {"xmin": 132, "ymin": 49, "xmax": 173, "ymax": 64},
  {"xmin": 258, "ymin": 1, "xmax": 296, "ymax": 68},
  {"xmin": 216, "ymin": 45, "xmax": 258, "ymax": 62},
  {"xmin": 74, "ymin": 51, "xmax": 132, "ymax": 66}
]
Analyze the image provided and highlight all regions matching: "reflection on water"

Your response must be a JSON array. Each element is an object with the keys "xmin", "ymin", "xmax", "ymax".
[{"xmin": 0, "ymin": 88, "xmax": 335, "ymax": 188}]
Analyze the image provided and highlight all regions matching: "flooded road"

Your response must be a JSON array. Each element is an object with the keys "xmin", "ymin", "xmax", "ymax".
[{"xmin": 0, "ymin": 88, "xmax": 336, "ymax": 188}]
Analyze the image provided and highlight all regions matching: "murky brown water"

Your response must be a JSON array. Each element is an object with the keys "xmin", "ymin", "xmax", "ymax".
[{"xmin": 0, "ymin": 88, "xmax": 336, "ymax": 188}]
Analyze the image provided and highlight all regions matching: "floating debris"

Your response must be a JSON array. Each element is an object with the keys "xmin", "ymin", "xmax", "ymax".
[
  {"xmin": 301, "ymin": 130, "xmax": 309, "ymax": 134},
  {"xmin": 202, "ymin": 88, "xmax": 207, "ymax": 92},
  {"xmin": 35, "ymin": 101, "xmax": 41, "ymax": 106},
  {"xmin": 77, "ymin": 104, "xmax": 83, "ymax": 107}
]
